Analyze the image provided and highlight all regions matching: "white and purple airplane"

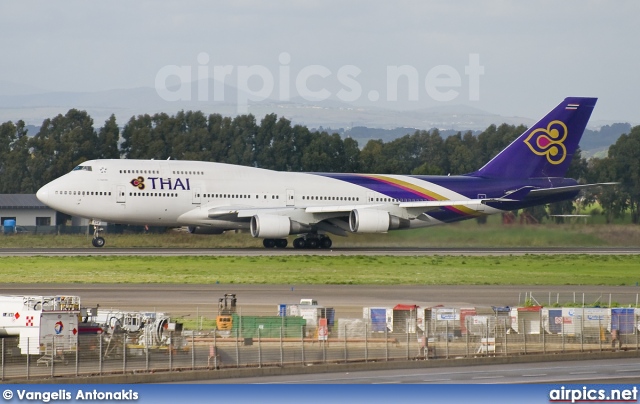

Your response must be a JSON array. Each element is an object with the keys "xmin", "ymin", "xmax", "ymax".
[{"xmin": 36, "ymin": 97, "xmax": 612, "ymax": 248}]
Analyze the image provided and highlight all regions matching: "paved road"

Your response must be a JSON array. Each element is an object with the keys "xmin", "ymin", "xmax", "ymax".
[
  {"xmin": 194, "ymin": 357, "xmax": 640, "ymax": 384},
  {"xmin": 1, "ymin": 247, "xmax": 640, "ymax": 257}
]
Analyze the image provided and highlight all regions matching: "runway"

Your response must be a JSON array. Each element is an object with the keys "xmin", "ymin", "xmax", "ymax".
[
  {"xmin": 1, "ymin": 247, "xmax": 640, "ymax": 256},
  {"xmin": 0, "ymin": 284, "xmax": 638, "ymax": 318}
]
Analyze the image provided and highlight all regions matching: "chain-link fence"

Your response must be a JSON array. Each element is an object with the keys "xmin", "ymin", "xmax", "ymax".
[{"xmin": 1, "ymin": 313, "xmax": 638, "ymax": 382}]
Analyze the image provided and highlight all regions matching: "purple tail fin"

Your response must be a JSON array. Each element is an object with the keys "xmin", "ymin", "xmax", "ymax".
[{"xmin": 471, "ymin": 97, "xmax": 597, "ymax": 179}]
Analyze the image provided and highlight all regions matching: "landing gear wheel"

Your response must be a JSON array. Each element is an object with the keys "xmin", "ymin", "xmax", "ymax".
[
  {"xmin": 320, "ymin": 237, "xmax": 332, "ymax": 249},
  {"xmin": 92, "ymin": 237, "xmax": 105, "ymax": 248},
  {"xmin": 275, "ymin": 239, "xmax": 288, "ymax": 248},
  {"xmin": 306, "ymin": 238, "xmax": 319, "ymax": 249},
  {"xmin": 91, "ymin": 221, "xmax": 105, "ymax": 248},
  {"xmin": 293, "ymin": 238, "xmax": 306, "ymax": 249},
  {"xmin": 263, "ymin": 239, "xmax": 276, "ymax": 248}
]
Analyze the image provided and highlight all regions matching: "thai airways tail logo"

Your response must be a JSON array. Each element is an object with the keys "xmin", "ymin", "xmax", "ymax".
[
  {"xmin": 523, "ymin": 120, "xmax": 567, "ymax": 165},
  {"xmin": 130, "ymin": 176, "xmax": 145, "ymax": 190}
]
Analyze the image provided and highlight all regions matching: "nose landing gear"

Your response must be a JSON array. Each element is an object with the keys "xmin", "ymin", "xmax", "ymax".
[{"xmin": 91, "ymin": 220, "xmax": 106, "ymax": 248}]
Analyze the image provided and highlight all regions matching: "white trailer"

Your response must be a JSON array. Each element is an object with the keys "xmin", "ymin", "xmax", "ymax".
[{"xmin": 0, "ymin": 295, "xmax": 80, "ymax": 355}]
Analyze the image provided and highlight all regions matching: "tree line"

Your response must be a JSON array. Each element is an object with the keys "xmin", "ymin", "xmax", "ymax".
[{"xmin": 0, "ymin": 109, "xmax": 638, "ymax": 223}]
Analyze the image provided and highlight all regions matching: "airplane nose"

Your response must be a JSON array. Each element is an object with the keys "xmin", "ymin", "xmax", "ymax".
[{"xmin": 36, "ymin": 185, "xmax": 49, "ymax": 204}]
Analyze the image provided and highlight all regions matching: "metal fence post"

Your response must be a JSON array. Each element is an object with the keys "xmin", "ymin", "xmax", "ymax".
[
  {"xmin": 280, "ymin": 326, "xmax": 283, "ymax": 367},
  {"xmin": 344, "ymin": 324, "xmax": 348, "ymax": 363},
  {"xmin": 580, "ymin": 309, "xmax": 584, "ymax": 352},
  {"xmin": 1, "ymin": 338, "xmax": 4, "ymax": 381},
  {"xmin": 258, "ymin": 327, "xmax": 262, "ymax": 369},
  {"xmin": 301, "ymin": 325, "xmax": 305, "ymax": 365},
  {"xmin": 214, "ymin": 331, "xmax": 218, "ymax": 370},
  {"xmin": 191, "ymin": 333, "xmax": 195, "ymax": 370},
  {"xmin": 51, "ymin": 336, "xmax": 55, "ymax": 378},
  {"xmin": 523, "ymin": 319, "xmax": 527, "ymax": 355},
  {"xmin": 99, "ymin": 334, "xmax": 103, "ymax": 376},
  {"xmin": 504, "ymin": 318, "xmax": 508, "ymax": 356},
  {"xmin": 406, "ymin": 331, "xmax": 410, "ymax": 360},
  {"xmin": 486, "ymin": 320, "xmax": 490, "ymax": 358},
  {"xmin": 427, "ymin": 316, "xmax": 431, "ymax": 359},
  {"xmin": 562, "ymin": 317, "xmax": 565, "ymax": 353},
  {"xmin": 385, "ymin": 326, "xmax": 388, "ymax": 362},
  {"xmin": 322, "ymin": 338, "xmax": 326, "ymax": 364},
  {"xmin": 75, "ymin": 334, "xmax": 79, "ymax": 377},
  {"xmin": 27, "ymin": 337, "xmax": 30, "ymax": 381},
  {"xmin": 364, "ymin": 322, "xmax": 368, "ymax": 363},
  {"xmin": 542, "ymin": 316, "xmax": 546, "ymax": 355},
  {"xmin": 122, "ymin": 335, "xmax": 126, "ymax": 374},
  {"xmin": 540, "ymin": 311, "xmax": 544, "ymax": 355},
  {"xmin": 445, "ymin": 320, "xmax": 449, "ymax": 359},
  {"xmin": 169, "ymin": 331, "xmax": 173, "ymax": 372},
  {"xmin": 465, "ymin": 317, "xmax": 469, "ymax": 358},
  {"xmin": 599, "ymin": 317, "xmax": 602, "ymax": 352},
  {"xmin": 235, "ymin": 327, "xmax": 239, "ymax": 368},
  {"xmin": 145, "ymin": 337, "xmax": 149, "ymax": 372}
]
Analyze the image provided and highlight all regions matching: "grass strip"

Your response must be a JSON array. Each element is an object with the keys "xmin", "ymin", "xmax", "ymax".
[{"xmin": 1, "ymin": 255, "xmax": 638, "ymax": 286}]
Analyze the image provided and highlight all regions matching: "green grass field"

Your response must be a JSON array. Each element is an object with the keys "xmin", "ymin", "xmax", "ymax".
[
  {"xmin": 1, "ymin": 255, "xmax": 638, "ymax": 286},
  {"xmin": 2, "ymin": 218, "xmax": 639, "ymax": 287}
]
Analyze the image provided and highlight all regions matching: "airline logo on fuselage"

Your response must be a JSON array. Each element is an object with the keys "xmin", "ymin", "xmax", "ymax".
[
  {"xmin": 523, "ymin": 120, "xmax": 567, "ymax": 165},
  {"xmin": 130, "ymin": 177, "xmax": 191, "ymax": 191},
  {"xmin": 130, "ymin": 176, "xmax": 145, "ymax": 190}
]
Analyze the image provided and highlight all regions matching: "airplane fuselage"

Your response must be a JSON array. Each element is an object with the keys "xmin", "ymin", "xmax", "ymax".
[
  {"xmin": 37, "ymin": 159, "xmax": 578, "ymax": 229},
  {"xmin": 34, "ymin": 97, "xmax": 600, "ymax": 248}
]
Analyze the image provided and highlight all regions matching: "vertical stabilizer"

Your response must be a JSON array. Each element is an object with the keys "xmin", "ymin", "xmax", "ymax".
[{"xmin": 471, "ymin": 97, "xmax": 597, "ymax": 179}]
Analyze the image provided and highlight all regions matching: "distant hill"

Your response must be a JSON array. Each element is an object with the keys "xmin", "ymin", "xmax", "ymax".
[
  {"xmin": 580, "ymin": 123, "xmax": 632, "ymax": 158},
  {"xmin": 0, "ymin": 81, "xmax": 633, "ymax": 157},
  {"xmin": 343, "ymin": 126, "xmax": 482, "ymax": 146},
  {"xmin": 339, "ymin": 123, "xmax": 631, "ymax": 157}
]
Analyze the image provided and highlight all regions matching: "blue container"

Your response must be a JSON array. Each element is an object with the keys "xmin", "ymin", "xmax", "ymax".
[
  {"xmin": 611, "ymin": 308, "xmax": 635, "ymax": 334},
  {"xmin": 3, "ymin": 219, "xmax": 16, "ymax": 234},
  {"xmin": 278, "ymin": 304, "xmax": 287, "ymax": 317},
  {"xmin": 370, "ymin": 308, "xmax": 387, "ymax": 332}
]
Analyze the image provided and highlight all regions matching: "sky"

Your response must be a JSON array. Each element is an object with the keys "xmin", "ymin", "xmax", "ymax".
[{"xmin": 1, "ymin": 1, "xmax": 638, "ymax": 123}]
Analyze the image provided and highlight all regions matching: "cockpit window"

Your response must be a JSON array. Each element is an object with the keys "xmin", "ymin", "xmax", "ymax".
[{"xmin": 72, "ymin": 165, "xmax": 92, "ymax": 172}]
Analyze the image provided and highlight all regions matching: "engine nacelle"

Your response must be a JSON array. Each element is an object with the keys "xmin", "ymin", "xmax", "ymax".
[
  {"xmin": 349, "ymin": 209, "xmax": 408, "ymax": 233},
  {"xmin": 250, "ymin": 215, "xmax": 312, "ymax": 238},
  {"xmin": 187, "ymin": 226, "xmax": 225, "ymax": 235},
  {"xmin": 250, "ymin": 215, "xmax": 291, "ymax": 238}
]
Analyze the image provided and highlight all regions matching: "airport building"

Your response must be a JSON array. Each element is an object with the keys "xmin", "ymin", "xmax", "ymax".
[{"xmin": 0, "ymin": 194, "xmax": 58, "ymax": 232}]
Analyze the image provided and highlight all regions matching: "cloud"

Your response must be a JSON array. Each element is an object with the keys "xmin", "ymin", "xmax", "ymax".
[{"xmin": 0, "ymin": 1, "xmax": 639, "ymax": 121}]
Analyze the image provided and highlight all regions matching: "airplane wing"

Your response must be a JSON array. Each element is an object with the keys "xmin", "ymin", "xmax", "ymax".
[
  {"xmin": 181, "ymin": 182, "xmax": 619, "ymax": 231},
  {"xmin": 207, "ymin": 205, "xmax": 294, "ymax": 219}
]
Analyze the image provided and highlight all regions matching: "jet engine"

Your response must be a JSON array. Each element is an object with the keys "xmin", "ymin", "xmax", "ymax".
[
  {"xmin": 349, "ymin": 209, "xmax": 408, "ymax": 233},
  {"xmin": 250, "ymin": 214, "xmax": 311, "ymax": 238}
]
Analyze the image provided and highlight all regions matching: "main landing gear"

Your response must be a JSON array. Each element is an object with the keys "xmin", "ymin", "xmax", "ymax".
[
  {"xmin": 262, "ymin": 235, "xmax": 333, "ymax": 249},
  {"xmin": 262, "ymin": 238, "xmax": 288, "ymax": 248},
  {"xmin": 293, "ymin": 235, "xmax": 332, "ymax": 249},
  {"xmin": 91, "ymin": 220, "xmax": 105, "ymax": 248}
]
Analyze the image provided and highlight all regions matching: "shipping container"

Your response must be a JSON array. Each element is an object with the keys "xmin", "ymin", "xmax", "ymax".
[{"xmin": 230, "ymin": 314, "xmax": 306, "ymax": 339}]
